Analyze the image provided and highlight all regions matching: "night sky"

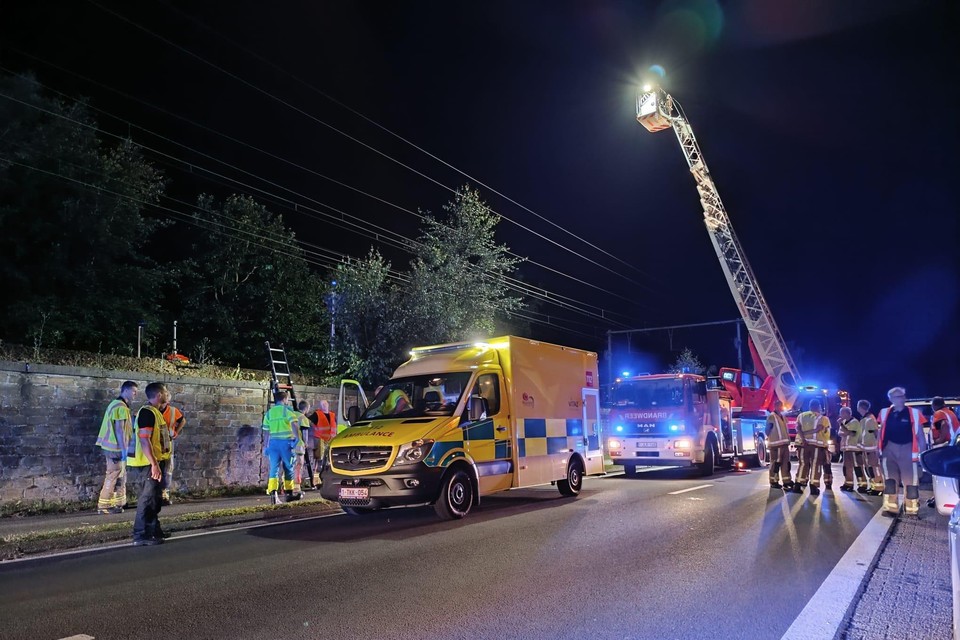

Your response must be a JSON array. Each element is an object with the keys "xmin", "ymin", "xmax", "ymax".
[{"xmin": 2, "ymin": 1, "xmax": 958, "ymax": 406}]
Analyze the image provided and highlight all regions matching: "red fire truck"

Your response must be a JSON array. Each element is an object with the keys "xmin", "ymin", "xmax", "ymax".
[{"xmin": 605, "ymin": 367, "xmax": 771, "ymax": 477}]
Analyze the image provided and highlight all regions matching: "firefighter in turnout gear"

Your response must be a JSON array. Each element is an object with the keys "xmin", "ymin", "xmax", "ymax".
[
  {"xmin": 931, "ymin": 397, "xmax": 959, "ymax": 446},
  {"xmin": 838, "ymin": 406, "xmax": 864, "ymax": 492},
  {"xmin": 878, "ymin": 387, "xmax": 927, "ymax": 516},
  {"xmin": 858, "ymin": 400, "xmax": 883, "ymax": 494},
  {"xmin": 262, "ymin": 391, "xmax": 302, "ymax": 504},
  {"xmin": 793, "ymin": 400, "xmax": 832, "ymax": 495},
  {"xmin": 765, "ymin": 400, "xmax": 792, "ymax": 489}
]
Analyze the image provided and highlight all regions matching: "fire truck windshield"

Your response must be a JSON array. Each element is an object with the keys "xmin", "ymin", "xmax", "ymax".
[{"xmin": 611, "ymin": 379, "xmax": 685, "ymax": 408}]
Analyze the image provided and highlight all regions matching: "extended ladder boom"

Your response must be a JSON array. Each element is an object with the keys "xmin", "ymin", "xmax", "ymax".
[{"xmin": 637, "ymin": 86, "xmax": 801, "ymax": 407}]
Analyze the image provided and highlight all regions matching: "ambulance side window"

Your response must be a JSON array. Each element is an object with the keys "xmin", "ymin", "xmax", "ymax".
[{"xmin": 475, "ymin": 374, "xmax": 501, "ymax": 416}]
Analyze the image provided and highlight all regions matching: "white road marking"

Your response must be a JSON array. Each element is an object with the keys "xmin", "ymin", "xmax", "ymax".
[
  {"xmin": 1, "ymin": 511, "xmax": 346, "ymax": 565},
  {"xmin": 668, "ymin": 484, "xmax": 714, "ymax": 495},
  {"xmin": 780, "ymin": 508, "xmax": 895, "ymax": 640},
  {"xmin": 58, "ymin": 635, "xmax": 95, "ymax": 640}
]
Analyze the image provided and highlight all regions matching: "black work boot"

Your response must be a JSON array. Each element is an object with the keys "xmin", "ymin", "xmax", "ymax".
[{"xmin": 285, "ymin": 490, "xmax": 301, "ymax": 503}]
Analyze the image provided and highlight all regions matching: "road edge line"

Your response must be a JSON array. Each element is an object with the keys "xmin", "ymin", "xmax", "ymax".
[{"xmin": 779, "ymin": 508, "xmax": 895, "ymax": 640}]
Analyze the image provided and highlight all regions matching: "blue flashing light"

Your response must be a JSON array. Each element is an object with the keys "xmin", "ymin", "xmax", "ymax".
[
  {"xmin": 670, "ymin": 424, "xmax": 679, "ymax": 432},
  {"xmin": 622, "ymin": 371, "xmax": 631, "ymax": 377},
  {"xmin": 616, "ymin": 425, "xmax": 624, "ymax": 433}
]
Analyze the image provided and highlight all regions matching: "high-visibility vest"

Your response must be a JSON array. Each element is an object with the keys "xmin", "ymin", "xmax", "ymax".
[
  {"xmin": 860, "ymin": 414, "xmax": 880, "ymax": 451},
  {"xmin": 95, "ymin": 398, "xmax": 132, "ymax": 455},
  {"xmin": 162, "ymin": 405, "xmax": 185, "ymax": 437},
  {"xmin": 878, "ymin": 406, "xmax": 925, "ymax": 462},
  {"xmin": 128, "ymin": 405, "xmax": 172, "ymax": 467},
  {"xmin": 312, "ymin": 411, "xmax": 337, "ymax": 442},
  {"xmin": 838, "ymin": 417, "xmax": 862, "ymax": 451},
  {"xmin": 262, "ymin": 405, "xmax": 299, "ymax": 440},
  {"xmin": 765, "ymin": 412, "xmax": 790, "ymax": 447},
  {"xmin": 933, "ymin": 408, "xmax": 959, "ymax": 444},
  {"xmin": 797, "ymin": 411, "xmax": 830, "ymax": 447}
]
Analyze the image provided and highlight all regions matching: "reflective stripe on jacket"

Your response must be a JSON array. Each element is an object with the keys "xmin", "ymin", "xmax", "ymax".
[
  {"xmin": 765, "ymin": 412, "xmax": 790, "ymax": 447},
  {"xmin": 127, "ymin": 405, "xmax": 171, "ymax": 466},
  {"xmin": 860, "ymin": 414, "xmax": 880, "ymax": 450},
  {"xmin": 262, "ymin": 405, "xmax": 299, "ymax": 440},
  {"xmin": 797, "ymin": 411, "xmax": 831, "ymax": 448},
  {"xmin": 878, "ymin": 406, "xmax": 926, "ymax": 462},
  {"xmin": 838, "ymin": 418, "xmax": 862, "ymax": 451}
]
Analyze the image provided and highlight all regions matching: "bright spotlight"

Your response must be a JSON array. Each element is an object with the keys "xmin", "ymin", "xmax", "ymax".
[{"xmin": 641, "ymin": 83, "xmax": 652, "ymax": 92}]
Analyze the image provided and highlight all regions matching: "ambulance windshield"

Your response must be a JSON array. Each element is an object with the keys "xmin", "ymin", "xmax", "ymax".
[
  {"xmin": 611, "ymin": 379, "xmax": 685, "ymax": 409},
  {"xmin": 360, "ymin": 372, "xmax": 473, "ymax": 420}
]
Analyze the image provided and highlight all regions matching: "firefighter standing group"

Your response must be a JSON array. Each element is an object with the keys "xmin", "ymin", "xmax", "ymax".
[{"xmin": 765, "ymin": 387, "xmax": 958, "ymax": 517}]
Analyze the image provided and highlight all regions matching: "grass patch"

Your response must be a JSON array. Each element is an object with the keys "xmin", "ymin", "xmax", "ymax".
[
  {"xmin": 0, "ymin": 498, "xmax": 338, "ymax": 560},
  {"xmin": 0, "ymin": 499, "xmax": 98, "ymax": 518}
]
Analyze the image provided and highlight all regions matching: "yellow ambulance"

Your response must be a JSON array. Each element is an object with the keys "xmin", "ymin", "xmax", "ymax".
[{"xmin": 320, "ymin": 336, "xmax": 603, "ymax": 519}]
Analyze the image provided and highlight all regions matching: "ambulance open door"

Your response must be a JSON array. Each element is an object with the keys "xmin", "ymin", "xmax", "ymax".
[
  {"xmin": 337, "ymin": 379, "xmax": 368, "ymax": 433},
  {"xmin": 582, "ymin": 387, "xmax": 604, "ymax": 475}
]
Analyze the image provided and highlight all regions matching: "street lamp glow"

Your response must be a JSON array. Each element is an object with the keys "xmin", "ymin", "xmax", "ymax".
[{"xmin": 642, "ymin": 83, "xmax": 652, "ymax": 92}]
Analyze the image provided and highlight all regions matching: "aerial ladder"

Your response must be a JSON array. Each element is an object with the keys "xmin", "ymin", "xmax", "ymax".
[{"xmin": 636, "ymin": 84, "xmax": 801, "ymax": 408}]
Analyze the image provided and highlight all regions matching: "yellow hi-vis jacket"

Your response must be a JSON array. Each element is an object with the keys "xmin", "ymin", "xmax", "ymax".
[
  {"xmin": 127, "ymin": 405, "xmax": 171, "ymax": 467},
  {"xmin": 838, "ymin": 417, "xmax": 862, "ymax": 451},
  {"xmin": 765, "ymin": 412, "xmax": 790, "ymax": 447},
  {"xmin": 95, "ymin": 398, "xmax": 132, "ymax": 456},
  {"xmin": 860, "ymin": 413, "xmax": 880, "ymax": 451},
  {"xmin": 797, "ymin": 411, "xmax": 831, "ymax": 448}
]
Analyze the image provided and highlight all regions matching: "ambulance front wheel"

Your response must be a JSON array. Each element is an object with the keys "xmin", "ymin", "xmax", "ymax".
[
  {"xmin": 434, "ymin": 469, "xmax": 474, "ymax": 520},
  {"xmin": 558, "ymin": 458, "xmax": 584, "ymax": 497}
]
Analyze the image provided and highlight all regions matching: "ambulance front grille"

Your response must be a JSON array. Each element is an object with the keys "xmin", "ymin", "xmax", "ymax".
[
  {"xmin": 339, "ymin": 497, "xmax": 372, "ymax": 507},
  {"xmin": 331, "ymin": 446, "xmax": 393, "ymax": 471}
]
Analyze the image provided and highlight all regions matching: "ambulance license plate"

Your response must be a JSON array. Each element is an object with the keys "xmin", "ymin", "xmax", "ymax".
[
  {"xmin": 339, "ymin": 487, "xmax": 369, "ymax": 500},
  {"xmin": 635, "ymin": 441, "xmax": 657, "ymax": 448}
]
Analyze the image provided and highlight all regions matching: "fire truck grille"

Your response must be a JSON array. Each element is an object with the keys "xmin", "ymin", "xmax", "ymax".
[{"xmin": 331, "ymin": 446, "xmax": 393, "ymax": 471}]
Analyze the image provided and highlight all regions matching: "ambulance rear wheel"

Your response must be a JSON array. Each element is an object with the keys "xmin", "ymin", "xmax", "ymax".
[
  {"xmin": 434, "ymin": 469, "xmax": 473, "ymax": 520},
  {"xmin": 558, "ymin": 459, "xmax": 584, "ymax": 497}
]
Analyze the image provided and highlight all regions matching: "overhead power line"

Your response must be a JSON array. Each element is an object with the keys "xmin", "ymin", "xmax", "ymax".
[
  {"xmin": 0, "ymin": 56, "xmax": 644, "ymax": 309},
  {"xmin": 84, "ymin": 0, "xmax": 660, "ymax": 292}
]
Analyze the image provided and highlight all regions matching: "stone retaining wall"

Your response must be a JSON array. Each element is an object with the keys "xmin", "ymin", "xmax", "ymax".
[{"xmin": 0, "ymin": 361, "xmax": 337, "ymax": 505}]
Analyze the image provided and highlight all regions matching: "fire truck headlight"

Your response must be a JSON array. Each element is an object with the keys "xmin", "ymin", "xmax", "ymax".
[
  {"xmin": 675, "ymin": 439, "xmax": 692, "ymax": 449},
  {"xmin": 608, "ymin": 439, "xmax": 622, "ymax": 450}
]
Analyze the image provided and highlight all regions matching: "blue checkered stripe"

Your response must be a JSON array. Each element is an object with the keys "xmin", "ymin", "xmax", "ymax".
[{"xmin": 517, "ymin": 418, "xmax": 596, "ymax": 458}]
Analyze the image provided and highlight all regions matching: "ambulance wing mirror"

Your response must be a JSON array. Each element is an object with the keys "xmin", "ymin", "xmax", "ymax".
[
  {"xmin": 468, "ymin": 396, "xmax": 487, "ymax": 422},
  {"xmin": 347, "ymin": 405, "xmax": 361, "ymax": 425},
  {"xmin": 920, "ymin": 444, "xmax": 960, "ymax": 479}
]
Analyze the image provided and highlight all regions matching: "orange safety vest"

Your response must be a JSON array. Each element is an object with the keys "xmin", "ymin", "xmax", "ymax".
[
  {"xmin": 312, "ymin": 411, "xmax": 337, "ymax": 442},
  {"xmin": 878, "ymin": 406, "xmax": 926, "ymax": 462},
  {"xmin": 162, "ymin": 405, "xmax": 185, "ymax": 437},
  {"xmin": 933, "ymin": 408, "xmax": 959, "ymax": 444}
]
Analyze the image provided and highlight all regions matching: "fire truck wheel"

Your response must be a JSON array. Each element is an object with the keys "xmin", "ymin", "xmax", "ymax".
[
  {"xmin": 558, "ymin": 458, "xmax": 584, "ymax": 497},
  {"xmin": 624, "ymin": 464, "xmax": 638, "ymax": 478},
  {"xmin": 434, "ymin": 469, "xmax": 474, "ymax": 520},
  {"xmin": 750, "ymin": 438, "xmax": 768, "ymax": 468},
  {"xmin": 698, "ymin": 440, "xmax": 717, "ymax": 477}
]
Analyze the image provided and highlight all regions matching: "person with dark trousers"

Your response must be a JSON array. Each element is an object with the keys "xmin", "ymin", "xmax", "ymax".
[{"xmin": 128, "ymin": 382, "xmax": 172, "ymax": 546}]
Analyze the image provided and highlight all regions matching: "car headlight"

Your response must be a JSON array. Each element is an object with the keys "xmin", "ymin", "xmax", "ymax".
[{"xmin": 392, "ymin": 439, "xmax": 434, "ymax": 467}]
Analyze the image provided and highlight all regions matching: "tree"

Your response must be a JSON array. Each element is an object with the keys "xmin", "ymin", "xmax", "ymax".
[
  {"xmin": 326, "ymin": 249, "xmax": 403, "ymax": 387},
  {"xmin": 176, "ymin": 194, "xmax": 326, "ymax": 366},
  {"xmin": 669, "ymin": 347, "xmax": 706, "ymax": 375},
  {"xmin": 405, "ymin": 185, "xmax": 524, "ymax": 346},
  {"xmin": 0, "ymin": 73, "xmax": 166, "ymax": 353}
]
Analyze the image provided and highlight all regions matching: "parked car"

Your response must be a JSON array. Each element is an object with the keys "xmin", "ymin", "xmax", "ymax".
[{"xmin": 919, "ymin": 441, "xmax": 960, "ymax": 640}]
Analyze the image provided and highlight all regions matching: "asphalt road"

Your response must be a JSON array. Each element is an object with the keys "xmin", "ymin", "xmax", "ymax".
[{"xmin": 0, "ymin": 464, "xmax": 881, "ymax": 640}]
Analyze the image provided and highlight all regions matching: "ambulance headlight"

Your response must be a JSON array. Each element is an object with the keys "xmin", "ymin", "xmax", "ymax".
[{"xmin": 392, "ymin": 439, "xmax": 435, "ymax": 466}]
